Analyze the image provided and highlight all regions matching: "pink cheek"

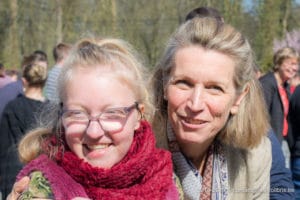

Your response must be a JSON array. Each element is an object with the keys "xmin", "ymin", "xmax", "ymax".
[
  {"xmin": 207, "ymin": 101, "xmax": 230, "ymax": 118},
  {"xmin": 64, "ymin": 125, "xmax": 85, "ymax": 139},
  {"xmin": 117, "ymin": 132, "xmax": 134, "ymax": 144},
  {"xmin": 167, "ymin": 92, "xmax": 189, "ymax": 108},
  {"xmin": 63, "ymin": 134, "xmax": 80, "ymax": 152}
]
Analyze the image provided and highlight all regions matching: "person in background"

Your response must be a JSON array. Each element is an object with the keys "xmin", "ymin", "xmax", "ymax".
[
  {"xmin": 184, "ymin": 6, "xmax": 294, "ymax": 200},
  {"xmin": 289, "ymin": 85, "xmax": 300, "ymax": 199},
  {"xmin": 44, "ymin": 43, "xmax": 72, "ymax": 102},
  {"xmin": 0, "ymin": 51, "xmax": 48, "ymax": 121},
  {"xmin": 7, "ymin": 37, "xmax": 179, "ymax": 200},
  {"xmin": 33, "ymin": 50, "xmax": 48, "ymax": 61},
  {"xmin": 260, "ymin": 47, "xmax": 300, "ymax": 169},
  {"xmin": 6, "ymin": 69, "xmax": 20, "ymax": 82},
  {"xmin": 0, "ymin": 63, "xmax": 13, "ymax": 88},
  {"xmin": 289, "ymin": 72, "xmax": 300, "ymax": 94},
  {"xmin": 0, "ymin": 63, "xmax": 49, "ymax": 198},
  {"xmin": 185, "ymin": 6, "xmax": 224, "ymax": 22},
  {"xmin": 151, "ymin": 16, "xmax": 271, "ymax": 199}
]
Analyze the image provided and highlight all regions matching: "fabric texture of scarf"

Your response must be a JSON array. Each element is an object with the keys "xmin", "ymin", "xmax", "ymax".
[
  {"xmin": 167, "ymin": 122, "xmax": 228, "ymax": 200},
  {"xmin": 17, "ymin": 154, "xmax": 89, "ymax": 199},
  {"xmin": 56, "ymin": 120, "xmax": 176, "ymax": 200}
]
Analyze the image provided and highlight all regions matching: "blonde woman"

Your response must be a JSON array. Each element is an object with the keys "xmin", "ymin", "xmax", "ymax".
[
  {"xmin": 0, "ymin": 63, "xmax": 49, "ymax": 198},
  {"xmin": 260, "ymin": 47, "xmax": 299, "ymax": 169},
  {"xmin": 152, "ymin": 17, "xmax": 271, "ymax": 199},
  {"xmin": 7, "ymin": 38, "xmax": 179, "ymax": 200}
]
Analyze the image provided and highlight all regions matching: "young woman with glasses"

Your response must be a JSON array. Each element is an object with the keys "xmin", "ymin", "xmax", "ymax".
[{"xmin": 7, "ymin": 38, "xmax": 180, "ymax": 200}]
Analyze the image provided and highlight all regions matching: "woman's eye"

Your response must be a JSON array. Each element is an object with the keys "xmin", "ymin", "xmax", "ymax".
[
  {"xmin": 104, "ymin": 109, "xmax": 126, "ymax": 118},
  {"xmin": 70, "ymin": 111, "xmax": 86, "ymax": 119},
  {"xmin": 207, "ymin": 85, "xmax": 223, "ymax": 92},
  {"xmin": 173, "ymin": 80, "xmax": 192, "ymax": 88}
]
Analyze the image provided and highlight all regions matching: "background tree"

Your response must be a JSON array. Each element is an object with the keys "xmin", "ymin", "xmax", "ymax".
[
  {"xmin": 0, "ymin": 0, "xmax": 299, "ymax": 72},
  {"xmin": 253, "ymin": 0, "xmax": 298, "ymax": 71},
  {"xmin": 55, "ymin": 0, "xmax": 63, "ymax": 44},
  {"xmin": 1, "ymin": 0, "xmax": 20, "ymax": 68}
]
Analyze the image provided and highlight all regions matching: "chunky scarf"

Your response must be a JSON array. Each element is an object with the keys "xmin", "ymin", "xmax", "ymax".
[{"xmin": 56, "ymin": 120, "xmax": 175, "ymax": 200}]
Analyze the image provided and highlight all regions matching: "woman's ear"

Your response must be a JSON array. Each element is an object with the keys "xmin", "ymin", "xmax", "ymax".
[
  {"xmin": 21, "ymin": 77, "xmax": 28, "ymax": 87},
  {"xmin": 138, "ymin": 103, "xmax": 145, "ymax": 115},
  {"xmin": 163, "ymin": 94, "xmax": 167, "ymax": 101},
  {"xmin": 230, "ymin": 84, "xmax": 249, "ymax": 115},
  {"xmin": 163, "ymin": 86, "xmax": 168, "ymax": 101},
  {"xmin": 135, "ymin": 103, "xmax": 145, "ymax": 130}
]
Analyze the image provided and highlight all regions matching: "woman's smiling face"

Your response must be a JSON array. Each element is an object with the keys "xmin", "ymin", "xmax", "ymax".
[
  {"xmin": 62, "ymin": 67, "xmax": 140, "ymax": 168},
  {"xmin": 278, "ymin": 57, "xmax": 299, "ymax": 82},
  {"xmin": 166, "ymin": 46, "xmax": 244, "ymax": 149}
]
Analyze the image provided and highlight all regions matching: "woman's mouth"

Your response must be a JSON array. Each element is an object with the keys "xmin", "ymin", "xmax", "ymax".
[
  {"xmin": 180, "ymin": 115, "xmax": 206, "ymax": 124},
  {"xmin": 83, "ymin": 143, "xmax": 112, "ymax": 159},
  {"xmin": 85, "ymin": 144, "xmax": 110, "ymax": 150},
  {"xmin": 179, "ymin": 116, "xmax": 208, "ymax": 129}
]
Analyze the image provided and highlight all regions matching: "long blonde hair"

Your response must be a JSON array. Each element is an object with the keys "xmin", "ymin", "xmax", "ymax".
[{"xmin": 151, "ymin": 17, "xmax": 269, "ymax": 149}]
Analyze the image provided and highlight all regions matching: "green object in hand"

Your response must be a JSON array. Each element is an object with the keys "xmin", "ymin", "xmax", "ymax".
[{"xmin": 18, "ymin": 171, "xmax": 53, "ymax": 200}]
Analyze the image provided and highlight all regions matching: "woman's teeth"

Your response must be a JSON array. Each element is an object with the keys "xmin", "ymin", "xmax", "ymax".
[
  {"xmin": 87, "ymin": 144, "xmax": 109, "ymax": 150},
  {"xmin": 184, "ymin": 118, "xmax": 203, "ymax": 124}
]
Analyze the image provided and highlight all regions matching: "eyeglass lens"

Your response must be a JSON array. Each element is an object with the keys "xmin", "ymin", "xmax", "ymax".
[{"xmin": 62, "ymin": 103, "xmax": 138, "ymax": 132}]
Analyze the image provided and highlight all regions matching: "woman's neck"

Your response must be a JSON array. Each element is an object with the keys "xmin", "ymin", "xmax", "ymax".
[
  {"xmin": 180, "ymin": 140, "xmax": 213, "ymax": 175},
  {"xmin": 24, "ymin": 87, "xmax": 45, "ymax": 101},
  {"xmin": 191, "ymin": 152, "xmax": 208, "ymax": 176}
]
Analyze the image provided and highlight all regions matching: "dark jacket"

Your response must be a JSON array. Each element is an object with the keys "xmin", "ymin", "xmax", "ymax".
[
  {"xmin": 0, "ymin": 80, "xmax": 23, "ymax": 122},
  {"xmin": 259, "ymin": 72, "xmax": 291, "ymax": 144},
  {"xmin": 0, "ymin": 94, "xmax": 49, "ymax": 198},
  {"xmin": 289, "ymin": 85, "xmax": 300, "ymax": 157}
]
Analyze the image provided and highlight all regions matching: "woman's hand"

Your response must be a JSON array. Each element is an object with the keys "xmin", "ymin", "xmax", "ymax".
[{"xmin": 6, "ymin": 176, "xmax": 30, "ymax": 200}]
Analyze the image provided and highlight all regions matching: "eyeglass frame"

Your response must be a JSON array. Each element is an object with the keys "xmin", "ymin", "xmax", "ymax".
[{"xmin": 60, "ymin": 101, "xmax": 141, "ymax": 132}]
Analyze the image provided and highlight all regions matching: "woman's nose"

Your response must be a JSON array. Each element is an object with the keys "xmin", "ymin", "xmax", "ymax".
[
  {"xmin": 293, "ymin": 64, "xmax": 299, "ymax": 71},
  {"xmin": 187, "ymin": 86, "xmax": 205, "ymax": 111},
  {"xmin": 85, "ymin": 120, "xmax": 105, "ymax": 139}
]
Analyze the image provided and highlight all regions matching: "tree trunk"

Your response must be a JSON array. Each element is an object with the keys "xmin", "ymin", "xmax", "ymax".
[
  {"xmin": 3, "ymin": 0, "xmax": 20, "ymax": 68},
  {"xmin": 56, "ymin": 0, "xmax": 63, "ymax": 43},
  {"xmin": 281, "ymin": 0, "xmax": 291, "ymax": 37}
]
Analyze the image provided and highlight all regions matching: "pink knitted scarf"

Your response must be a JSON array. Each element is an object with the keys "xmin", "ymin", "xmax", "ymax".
[{"xmin": 56, "ymin": 120, "xmax": 175, "ymax": 200}]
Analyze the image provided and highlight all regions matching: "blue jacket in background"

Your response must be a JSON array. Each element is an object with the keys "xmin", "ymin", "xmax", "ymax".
[
  {"xmin": 0, "ymin": 80, "xmax": 23, "ymax": 121},
  {"xmin": 269, "ymin": 130, "xmax": 295, "ymax": 199}
]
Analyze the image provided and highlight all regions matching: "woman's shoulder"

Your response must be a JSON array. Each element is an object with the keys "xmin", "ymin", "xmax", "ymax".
[
  {"xmin": 3, "ymin": 94, "xmax": 26, "ymax": 110},
  {"xmin": 224, "ymin": 137, "xmax": 271, "ymax": 199},
  {"xmin": 259, "ymin": 72, "xmax": 275, "ymax": 81},
  {"xmin": 246, "ymin": 136, "xmax": 272, "ymax": 166},
  {"xmin": 3, "ymin": 94, "xmax": 40, "ymax": 115},
  {"xmin": 224, "ymin": 136, "xmax": 271, "ymax": 168},
  {"xmin": 259, "ymin": 72, "xmax": 277, "ymax": 87}
]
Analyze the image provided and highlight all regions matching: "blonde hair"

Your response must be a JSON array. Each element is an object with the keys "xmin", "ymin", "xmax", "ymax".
[
  {"xmin": 22, "ymin": 63, "xmax": 47, "ymax": 87},
  {"xmin": 19, "ymin": 37, "xmax": 154, "ymax": 163},
  {"xmin": 58, "ymin": 38, "xmax": 153, "ymax": 119},
  {"xmin": 273, "ymin": 47, "xmax": 300, "ymax": 71},
  {"xmin": 151, "ymin": 17, "xmax": 269, "ymax": 149}
]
